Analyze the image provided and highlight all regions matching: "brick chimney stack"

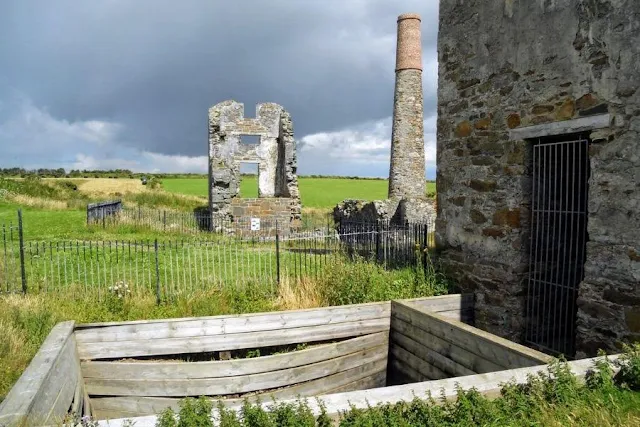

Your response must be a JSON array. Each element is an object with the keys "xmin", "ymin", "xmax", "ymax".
[{"xmin": 388, "ymin": 13, "xmax": 426, "ymax": 199}]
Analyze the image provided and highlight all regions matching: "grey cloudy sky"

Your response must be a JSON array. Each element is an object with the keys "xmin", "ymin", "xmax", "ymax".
[{"xmin": 0, "ymin": 0, "xmax": 439, "ymax": 178}]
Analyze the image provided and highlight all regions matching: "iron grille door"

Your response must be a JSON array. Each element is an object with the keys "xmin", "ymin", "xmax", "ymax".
[{"xmin": 525, "ymin": 134, "xmax": 590, "ymax": 357}]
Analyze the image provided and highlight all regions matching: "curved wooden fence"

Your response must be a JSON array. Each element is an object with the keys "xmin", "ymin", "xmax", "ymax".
[{"xmin": 1, "ymin": 294, "xmax": 487, "ymax": 425}]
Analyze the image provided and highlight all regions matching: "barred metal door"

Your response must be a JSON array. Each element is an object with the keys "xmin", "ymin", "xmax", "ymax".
[{"xmin": 525, "ymin": 134, "xmax": 590, "ymax": 357}]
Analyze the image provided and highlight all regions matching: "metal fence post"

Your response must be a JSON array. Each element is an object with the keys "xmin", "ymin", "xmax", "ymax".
[
  {"xmin": 154, "ymin": 239, "xmax": 161, "ymax": 305},
  {"xmin": 422, "ymin": 223, "xmax": 429, "ymax": 272},
  {"xmin": 375, "ymin": 220, "xmax": 381, "ymax": 264},
  {"xmin": 17, "ymin": 209, "xmax": 27, "ymax": 294},
  {"xmin": 275, "ymin": 221, "xmax": 281, "ymax": 285},
  {"xmin": 163, "ymin": 211, "xmax": 167, "ymax": 231}
]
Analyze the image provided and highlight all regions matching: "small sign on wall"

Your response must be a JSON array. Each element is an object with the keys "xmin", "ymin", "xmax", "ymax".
[{"xmin": 250, "ymin": 218, "xmax": 261, "ymax": 231}]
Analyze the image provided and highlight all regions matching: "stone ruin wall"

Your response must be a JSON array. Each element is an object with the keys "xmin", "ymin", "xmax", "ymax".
[
  {"xmin": 437, "ymin": 0, "xmax": 640, "ymax": 356},
  {"xmin": 229, "ymin": 198, "xmax": 293, "ymax": 237},
  {"xmin": 208, "ymin": 101, "xmax": 301, "ymax": 227},
  {"xmin": 334, "ymin": 198, "xmax": 436, "ymax": 226}
]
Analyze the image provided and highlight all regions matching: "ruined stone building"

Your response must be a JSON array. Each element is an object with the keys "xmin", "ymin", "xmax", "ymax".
[
  {"xmin": 208, "ymin": 101, "xmax": 301, "ymax": 232},
  {"xmin": 436, "ymin": 0, "xmax": 639, "ymax": 357}
]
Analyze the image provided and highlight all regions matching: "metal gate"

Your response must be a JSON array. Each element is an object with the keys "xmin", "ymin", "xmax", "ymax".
[{"xmin": 525, "ymin": 133, "xmax": 590, "ymax": 357}]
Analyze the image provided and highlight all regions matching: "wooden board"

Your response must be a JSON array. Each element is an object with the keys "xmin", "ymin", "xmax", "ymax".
[
  {"xmin": 390, "ymin": 330, "xmax": 475, "ymax": 377},
  {"xmin": 0, "ymin": 321, "xmax": 78, "ymax": 427},
  {"xmin": 32, "ymin": 335, "xmax": 81, "ymax": 426},
  {"xmin": 91, "ymin": 359, "xmax": 387, "ymax": 420},
  {"xmin": 388, "ymin": 358, "xmax": 428, "ymax": 383},
  {"xmin": 391, "ymin": 315, "xmax": 503, "ymax": 373},
  {"xmin": 93, "ymin": 355, "xmax": 622, "ymax": 426},
  {"xmin": 82, "ymin": 332, "xmax": 387, "ymax": 380},
  {"xmin": 75, "ymin": 301, "xmax": 391, "ymax": 333},
  {"xmin": 85, "ymin": 343, "xmax": 387, "ymax": 396},
  {"xmin": 399, "ymin": 294, "xmax": 474, "ymax": 313},
  {"xmin": 77, "ymin": 317, "xmax": 389, "ymax": 360},
  {"xmin": 389, "ymin": 343, "xmax": 447, "ymax": 381},
  {"xmin": 76, "ymin": 296, "xmax": 472, "ymax": 345},
  {"xmin": 391, "ymin": 301, "xmax": 551, "ymax": 369},
  {"xmin": 322, "ymin": 370, "xmax": 386, "ymax": 395}
]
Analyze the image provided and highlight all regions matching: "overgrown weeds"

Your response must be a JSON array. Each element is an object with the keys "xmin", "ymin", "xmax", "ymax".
[
  {"xmin": 149, "ymin": 346, "xmax": 640, "ymax": 426},
  {"xmin": 317, "ymin": 252, "xmax": 450, "ymax": 306}
]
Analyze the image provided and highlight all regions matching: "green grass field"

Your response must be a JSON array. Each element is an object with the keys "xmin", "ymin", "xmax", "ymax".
[
  {"xmin": 0, "ymin": 176, "xmax": 437, "ymax": 240},
  {"xmin": 162, "ymin": 177, "xmax": 436, "ymax": 209}
]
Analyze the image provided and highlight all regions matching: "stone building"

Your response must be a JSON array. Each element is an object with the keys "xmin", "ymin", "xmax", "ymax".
[
  {"xmin": 208, "ymin": 100, "xmax": 301, "ymax": 231},
  {"xmin": 436, "ymin": 0, "xmax": 639, "ymax": 357}
]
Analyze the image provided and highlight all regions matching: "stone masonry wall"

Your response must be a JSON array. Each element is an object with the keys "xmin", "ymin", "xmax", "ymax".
[
  {"xmin": 437, "ymin": 0, "xmax": 640, "ymax": 355},
  {"xmin": 333, "ymin": 198, "xmax": 436, "ymax": 226},
  {"xmin": 229, "ymin": 197, "xmax": 294, "ymax": 237}
]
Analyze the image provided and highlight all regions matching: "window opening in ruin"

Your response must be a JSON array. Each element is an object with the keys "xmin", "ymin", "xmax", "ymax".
[
  {"xmin": 239, "ymin": 162, "xmax": 259, "ymax": 198},
  {"xmin": 240, "ymin": 135, "xmax": 260, "ymax": 146},
  {"xmin": 525, "ymin": 132, "xmax": 590, "ymax": 358}
]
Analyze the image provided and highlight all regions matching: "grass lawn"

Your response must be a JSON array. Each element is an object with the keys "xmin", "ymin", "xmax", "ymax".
[
  {"xmin": 0, "ymin": 202, "xmax": 199, "ymax": 241},
  {"xmin": 163, "ymin": 177, "xmax": 437, "ymax": 209}
]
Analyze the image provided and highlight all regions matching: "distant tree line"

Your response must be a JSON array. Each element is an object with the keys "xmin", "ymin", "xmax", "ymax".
[
  {"xmin": 0, "ymin": 168, "xmax": 205, "ymax": 179},
  {"xmin": 0, "ymin": 167, "xmax": 435, "ymax": 182}
]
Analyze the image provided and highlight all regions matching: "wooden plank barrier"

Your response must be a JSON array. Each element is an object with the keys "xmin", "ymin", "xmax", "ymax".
[
  {"xmin": 75, "ymin": 302, "xmax": 396, "ymax": 419},
  {"xmin": 388, "ymin": 301, "xmax": 552, "ymax": 383},
  {"xmin": 1, "ymin": 294, "xmax": 482, "ymax": 424},
  {"xmin": 0, "ymin": 321, "xmax": 87, "ymax": 427},
  {"xmin": 75, "ymin": 302, "xmax": 391, "ymax": 360}
]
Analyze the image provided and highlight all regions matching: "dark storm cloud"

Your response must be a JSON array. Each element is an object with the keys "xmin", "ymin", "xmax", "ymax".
[{"xmin": 0, "ymin": 0, "xmax": 438, "ymax": 159}]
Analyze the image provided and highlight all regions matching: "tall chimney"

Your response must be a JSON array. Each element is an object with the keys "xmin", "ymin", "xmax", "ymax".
[{"xmin": 388, "ymin": 13, "xmax": 425, "ymax": 199}]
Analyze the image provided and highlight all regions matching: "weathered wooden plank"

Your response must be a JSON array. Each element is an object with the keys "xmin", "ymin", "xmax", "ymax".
[
  {"xmin": 509, "ymin": 114, "xmax": 611, "ymax": 140},
  {"xmin": 76, "ymin": 304, "xmax": 390, "ymax": 344},
  {"xmin": 86, "ymin": 344, "xmax": 387, "ymax": 396},
  {"xmin": 389, "ymin": 344, "xmax": 449, "ymax": 380},
  {"xmin": 399, "ymin": 294, "xmax": 474, "ymax": 313},
  {"xmin": 36, "ymin": 335, "xmax": 80, "ymax": 425},
  {"xmin": 436, "ymin": 309, "xmax": 474, "ymax": 323},
  {"xmin": 391, "ymin": 315, "xmax": 503, "ymax": 373},
  {"xmin": 322, "ymin": 370, "xmax": 387, "ymax": 395},
  {"xmin": 254, "ymin": 357, "xmax": 388, "ymax": 402},
  {"xmin": 91, "ymin": 359, "xmax": 388, "ymax": 419},
  {"xmin": 82, "ymin": 332, "xmax": 387, "ymax": 380},
  {"xmin": 78, "ymin": 318, "xmax": 389, "ymax": 360},
  {"xmin": 71, "ymin": 375, "xmax": 84, "ymax": 417},
  {"xmin": 83, "ymin": 386, "xmax": 92, "ymax": 417},
  {"xmin": 392, "ymin": 301, "xmax": 551, "ymax": 369},
  {"xmin": 0, "ymin": 321, "xmax": 75, "ymax": 427},
  {"xmin": 96, "ymin": 355, "xmax": 621, "ymax": 427},
  {"xmin": 388, "ymin": 358, "xmax": 427, "ymax": 383},
  {"xmin": 390, "ymin": 330, "xmax": 476, "ymax": 377},
  {"xmin": 91, "ymin": 397, "xmax": 179, "ymax": 420},
  {"xmin": 75, "ymin": 301, "xmax": 391, "ymax": 336}
]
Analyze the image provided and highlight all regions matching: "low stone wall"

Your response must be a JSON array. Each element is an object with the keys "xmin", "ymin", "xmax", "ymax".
[
  {"xmin": 333, "ymin": 198, "xmax": 436, "ymax": 226},
  {"xmin": 229, "ymin": 198, "xmax": 295, "ymax": 236}
]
